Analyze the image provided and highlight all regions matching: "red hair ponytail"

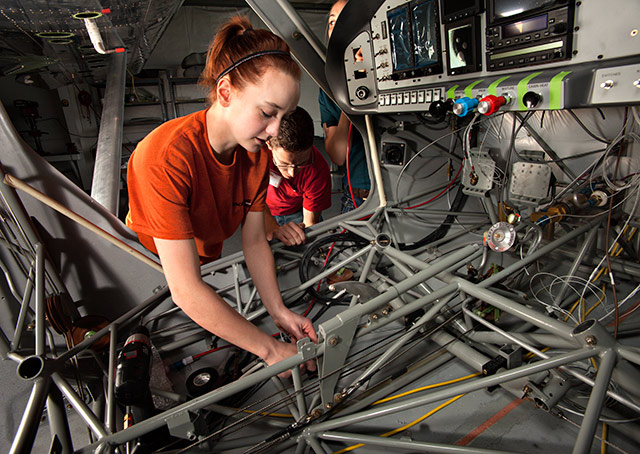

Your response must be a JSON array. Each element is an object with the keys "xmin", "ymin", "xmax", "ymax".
[{"xmin": 200, "ymin": 16, "xmax": 301, "ymax": 103}]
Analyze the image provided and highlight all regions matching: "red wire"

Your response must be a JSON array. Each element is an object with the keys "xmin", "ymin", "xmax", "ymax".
[
  {"xmin": 192, "ymin": 344, "xmax": 233, "ymax": 360},
  {"xmin": 346, "ymin": 123, "xmax": 357, "ymax": 209},
  {"xmin": 608, "ymin": 299, "xmax": 640, "ymax": 325},
  {"xmin": 405, "ymin": 157, "xmax": 465, "ymax": 210},
  {"xmin": 301, "ymin": 229, "xmax": 345, "ymax": 317}
]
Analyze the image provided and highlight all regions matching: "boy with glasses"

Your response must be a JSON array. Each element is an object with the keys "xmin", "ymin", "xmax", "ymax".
[{"xmin": 265, "ymin": 106, "xmax": 331, "ymax": 245}]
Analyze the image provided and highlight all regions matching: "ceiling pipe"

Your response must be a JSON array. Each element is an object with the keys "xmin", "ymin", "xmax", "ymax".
[
  {"xmin": 83, "ymin": 18, "xmax": 124, "ymax": 55},
  {"xmin": 91, "ymin": 51, "xmax": 127, "ymax": 216},
  {"xmin": 73, "ymin": 11, "xmax": 124, "ymax": 55}
]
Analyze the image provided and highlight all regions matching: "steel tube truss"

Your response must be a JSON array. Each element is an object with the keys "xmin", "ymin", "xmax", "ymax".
[
  {"xmin": 5, "ymin": 164, "xmax": 640, "ymax": 453},
  {"xmin": 0, "ymin": 2, "xmax": 638, "ymax": 447},
  {"xmin": 3, "ymin": 169, "xmax": 639, "ymax": 453}
]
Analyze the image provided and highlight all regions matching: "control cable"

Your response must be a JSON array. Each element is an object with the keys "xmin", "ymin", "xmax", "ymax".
[{"xmin": 173, "ymin": 310, "xmax": 470, "ymax": 453}]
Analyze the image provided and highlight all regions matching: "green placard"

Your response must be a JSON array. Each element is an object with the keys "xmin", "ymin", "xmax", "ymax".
[
  {"xmin": 447, "ymin": 85, "xmax": 459, "ymax": 100},
  {"xmin": 464, "ymin": 80, "xmax": 484, "ymax": 98},
  {"xmin": 488, "ymin": 76, "xmax": 511, "ymax": 96},
  {"xmin": 549, "ymin": 71, "xmax": 572, "ymax": 110},
  {"xmin": 517, "ymin": 72, "xmax": 543, "ymax": 110}
]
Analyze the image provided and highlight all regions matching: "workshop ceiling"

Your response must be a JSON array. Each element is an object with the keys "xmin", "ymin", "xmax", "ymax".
[{"xmin": 0, "ymin": 0, "xmax": 333, "ymax": 88}]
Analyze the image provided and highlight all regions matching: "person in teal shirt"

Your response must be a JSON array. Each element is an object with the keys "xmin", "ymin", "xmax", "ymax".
[{"xmin": 319, "ymin": 0, "xmax": 370, "ymax": 212}]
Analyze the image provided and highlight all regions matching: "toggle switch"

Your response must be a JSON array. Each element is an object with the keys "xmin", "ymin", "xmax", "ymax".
[{"xmin": 600, "ymin": 80, "xmax": 615, "ymax": 90}]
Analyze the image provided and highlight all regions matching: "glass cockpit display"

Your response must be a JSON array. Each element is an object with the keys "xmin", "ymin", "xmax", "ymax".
[
  {"xmin": 386, "ymin": 0, "xmax": 442, "ymax": 80},
  {"xmin": 490, "ymin": 0, "xmax": 559, "ymax": 22},
  {"xmin": 387, "ymin": 6, "xmax": 412, "ymax": 72},
  {"xmin": 447, "ymin": 23, "xmax": 473, "ymax": 69},
  {"xmin": 412, "ymin": 1, "xmax": 439, "ymax": 69}
]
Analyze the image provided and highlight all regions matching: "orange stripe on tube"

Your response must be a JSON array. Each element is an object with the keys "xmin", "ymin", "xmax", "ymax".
[{"xmin": 456, "ymin": 397, "xmax": 525, "ymax": 446}]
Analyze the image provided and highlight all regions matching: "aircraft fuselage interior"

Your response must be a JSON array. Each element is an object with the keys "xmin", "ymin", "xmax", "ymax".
[{"xmin": 1, "ymin": 0, "xmax": 640, "ymax": 453}]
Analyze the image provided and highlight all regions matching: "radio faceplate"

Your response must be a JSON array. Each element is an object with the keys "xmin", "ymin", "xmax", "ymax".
[{"xmin": 485, "ymin": 6, "xmax": 573, "ymax": 71}]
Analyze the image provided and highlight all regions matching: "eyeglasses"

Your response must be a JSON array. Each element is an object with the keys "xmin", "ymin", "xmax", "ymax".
[{"xmin": 272, "ymin": 152, "xmax": 314, "ymax": 171}]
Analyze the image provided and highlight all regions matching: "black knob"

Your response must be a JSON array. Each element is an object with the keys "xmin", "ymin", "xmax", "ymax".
[
  {"xmin": 549, "ymin": 23, "xmax": 567, "ymax": 34},
  {"xmin": 522, "ymin": 91, "xmax": 541, "ymax": 109},
  {"xmin": 355, "ymin": 86, "xmax": 370, "ymax": 100},
  {"xmin": 428, "ymin": 98, "xmax": 454, "ymax": 120}
]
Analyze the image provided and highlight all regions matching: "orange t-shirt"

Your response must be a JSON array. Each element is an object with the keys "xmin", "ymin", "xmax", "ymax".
[{"xmin": 125, "ymin": 109, "xmax": 269, "ymax": 264}]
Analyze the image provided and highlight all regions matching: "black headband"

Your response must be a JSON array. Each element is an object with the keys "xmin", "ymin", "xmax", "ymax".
[{"xmin": 214, "ymin": 50, "xmax": 291, "ymax": 85}]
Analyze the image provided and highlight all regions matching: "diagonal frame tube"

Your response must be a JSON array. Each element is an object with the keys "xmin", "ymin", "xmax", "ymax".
[{"xmin": 305, "ymin": 348, "xmax": 598, "ymax": 435}]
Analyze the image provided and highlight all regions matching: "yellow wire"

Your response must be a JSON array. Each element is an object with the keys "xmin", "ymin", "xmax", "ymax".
[
  {"xmin": 332, "ymin": 394, "xmax": 465, "ymax": 454},
  {"xmin": 564, "ymin": 298, "xmax": 583, "ymax": 321},
  {"xmin": 127, "ymin": 68, "xmax": 141, "ymax": 102},
  {"xmin": 601, "ymin": 422, "xmax": 608, "ymax": 454},
  {"xmin": 373, "ymin": 372, "xmax": 480, "ymax": 406},
  {"xmin": 584, "ymin": 283, "xmax": 607, "ymax": 319},
  {"xmin": 523, "ymin": 346, "xmax": 550, "ymax": 360}
]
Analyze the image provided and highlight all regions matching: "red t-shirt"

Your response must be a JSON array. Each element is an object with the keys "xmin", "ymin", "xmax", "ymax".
[
  {"xmin": 126, "ymin": 109, "xmax": 269, "ymax": 264},
  {"xmin": 266, "ymin": 146, "xmax": 331, "ymax": 216}
]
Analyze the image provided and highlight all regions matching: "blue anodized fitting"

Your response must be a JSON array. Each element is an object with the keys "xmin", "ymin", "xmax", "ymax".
[{"xmin": 452, "ymin": 97, "xmax": 479, "ymax": 117}]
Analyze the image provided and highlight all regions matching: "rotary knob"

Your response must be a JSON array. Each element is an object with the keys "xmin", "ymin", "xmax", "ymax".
[
  {"xmin": 355, "ymin": 86, "xmax": 370, "ymax": 100},
  {"xmin": 452, "ymin": 97, "xmax": 480, "ymax": 117},
  {"xmin": 549, "ymin": 22, "xmax": 567, "ymax": 34},
  {"xmin": 478, "ymin": 95, "xmax": 509, "ymax": 115},
  {"xmin": 428, "ymin": 98, "xmax": 454, "ymax": 121},
  {"xmin": 522, "ymin": 91, "xmax": 542, "ymax": 109}
]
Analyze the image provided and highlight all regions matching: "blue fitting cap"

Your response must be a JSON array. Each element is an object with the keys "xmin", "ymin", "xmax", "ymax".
[{"xmin": 452, "ymin": 97, "xmax": 479, "ymax": 117}]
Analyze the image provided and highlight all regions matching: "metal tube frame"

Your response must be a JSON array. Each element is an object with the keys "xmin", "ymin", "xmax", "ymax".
[
  {"xmin": 1, "ymin": 3, "xmax": 638, "ymax": 453},
  {"xmin": 3, "ymin": 188, "xmax": 638, "ymax": 453}
]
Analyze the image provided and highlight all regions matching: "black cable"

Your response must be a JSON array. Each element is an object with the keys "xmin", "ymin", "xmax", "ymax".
[
  {"xmin": 415, "ymin": 160, "xmax": 449, "ymax": 181},
  {"xmin": 546, "ymin": 148, "xmax": 607, "ymax": 162},
  {"xmin": 299, "ymin": 233, "xmax": 370, "ymax": 303},
  {"xmin": 567, "ymin": 109, "xmax": 610, "ymax": 144},
  {"xmin": 510, "ymin": 110, "xmax": 535, "ymax": 161},
  {"xmin": 397, "ymin": 184, "xmax": 468, "ymax": 250},
  {"xmin": 415, "ymin": 112, "xmax": 451, "ymax": 131}
]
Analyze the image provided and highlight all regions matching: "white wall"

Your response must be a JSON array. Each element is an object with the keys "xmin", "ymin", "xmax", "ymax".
[{"xmin": 144, "ymin": 5, "xmax": 329, "ymax": 136}]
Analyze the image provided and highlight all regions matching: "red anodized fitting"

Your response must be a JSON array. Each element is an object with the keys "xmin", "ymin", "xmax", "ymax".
[{"xmin": 477, "ymin": 94, "xmax": 508, "ymax": 116}]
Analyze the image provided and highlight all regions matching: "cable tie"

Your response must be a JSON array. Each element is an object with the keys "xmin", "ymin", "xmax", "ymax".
[{"xmin": 609, "ymin": 272, "xmax": 615, "ymax": 286}]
